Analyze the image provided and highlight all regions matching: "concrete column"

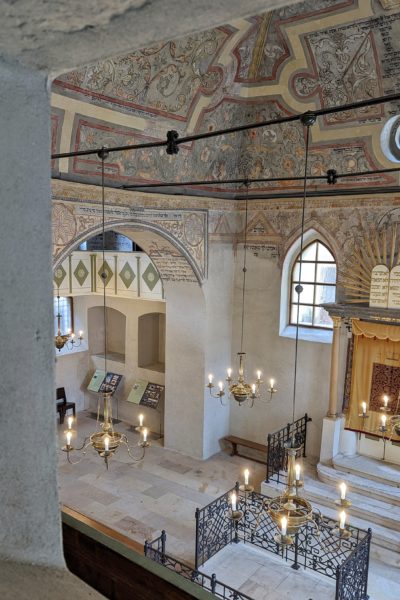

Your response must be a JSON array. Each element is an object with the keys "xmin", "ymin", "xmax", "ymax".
[
  {"xmin": 163, "ymin": 281, "xmax": 206, "ymax": 459},
  {"xmin": 0, "ymin": 61, "xmax": 64, "ymax": 566},
  {"xmin": 202, "ymin": 243, "xmax": 233, "ymax": 458},
  {"xmin": 327, "ymin": 316, "xmax": 342, "ymax": 418}
]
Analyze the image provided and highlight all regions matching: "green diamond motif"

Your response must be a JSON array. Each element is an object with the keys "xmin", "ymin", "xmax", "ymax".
[
  {"xmin": 54, "ymin": 265, "xmax": 67, "ymax": 288},
  {"xmin": 74, "ymin": 260, "xmax": 89, "ymax": 287},
  {"xmin": 142, "ymin": 263, "xmax": 160, "ymax": 291},
  {"xmin": 119, "ymin": 262, "xmax": 136, "ymax": 289},
  {"xmin": 98, "ymin": 261, "xmax": 113, "ymax": 287}
]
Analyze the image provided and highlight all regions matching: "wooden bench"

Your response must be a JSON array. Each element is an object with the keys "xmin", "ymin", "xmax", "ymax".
[{"xmin": 223, "ymin": 435, "xmax": 267, "ymax": 464}]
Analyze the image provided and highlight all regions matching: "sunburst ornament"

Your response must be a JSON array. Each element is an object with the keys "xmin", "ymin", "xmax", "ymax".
[{"xmin": 341, "ymin": 223, "xmax": 400, "ymax": 308}]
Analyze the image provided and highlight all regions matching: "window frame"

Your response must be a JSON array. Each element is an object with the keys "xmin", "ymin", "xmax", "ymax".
[
  {"xmin": 289, "ymin": 240, "xmax": 336, "ymax": 331},
  {"xmin": 54, "ymin": 295, "xmax": 74, "ymax": 336}
]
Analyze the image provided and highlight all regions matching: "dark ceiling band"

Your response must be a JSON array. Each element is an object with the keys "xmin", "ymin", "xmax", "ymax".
[
  {"xmin": 121, "ymin": 165, "xmax": 400, "ymax": 191},
  {"xmin": 51, "ymin": 92, "xmax": 400, "ymax": 160}
]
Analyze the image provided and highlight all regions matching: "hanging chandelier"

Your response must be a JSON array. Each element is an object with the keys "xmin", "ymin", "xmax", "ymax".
[
  {"xmin": 61, "ymin": 148, "xmax": 150, "ymax": 468},
  {"xmin": 228, "ymin": 113, "xmax": 352, "ymax": 545},
  {"xmin": 54, "ymin": 291, "xmax": 84, "ymax": 351},
  {"xmin": 206, "ymin": 184, "xmax": 277, "ymax": 406}
]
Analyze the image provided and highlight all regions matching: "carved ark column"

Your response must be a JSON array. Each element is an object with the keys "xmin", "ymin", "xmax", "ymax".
[{"xmin": 328, "ymin": 316, "xmax": 342, "ymax": 418}]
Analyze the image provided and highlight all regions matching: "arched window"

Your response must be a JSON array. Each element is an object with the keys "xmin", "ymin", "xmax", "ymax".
[{"xmin": 290, "ymin": 240, "xmax": 336, "ymax": 329}]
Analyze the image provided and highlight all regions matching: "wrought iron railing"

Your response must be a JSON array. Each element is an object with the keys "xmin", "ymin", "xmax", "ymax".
[
  {"xmin": 194, "ymin": 485, "xmax": 238, "ymax": 569},
  {"xmin": 237, "ymin": 490, "xmax": 366, "ymax": 579},
  {"xmin": 336, "ymin": 528, "xmax": 372, "ymax": 600},
  {"xmin": 145, "ymin": 531, "xmax": 253, "ymax": 600},
  {"xmin": 265, "ymin": 413, "xmax": 312, "ymax": 484},
  {"xmin": 195, "ymin": 487, "xmax": 370, "ymax": 600}
]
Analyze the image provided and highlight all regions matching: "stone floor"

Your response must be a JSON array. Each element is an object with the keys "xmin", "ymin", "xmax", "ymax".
[
  {"xmin": 200, "ymin": 544, "xmax": 335, "ymax": 600},
  {"xmin": 58, "ymin": 411, "xmax": 266, "ymax": 563},
  {"xmin": 57, "ymin": 411, "xmax": 400, "ymax": 599}
]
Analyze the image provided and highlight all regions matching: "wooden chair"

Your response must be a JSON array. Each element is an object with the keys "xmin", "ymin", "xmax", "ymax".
[{"xmin": 56, "ymin": 387, "xmax": 76, "ymax": 425}]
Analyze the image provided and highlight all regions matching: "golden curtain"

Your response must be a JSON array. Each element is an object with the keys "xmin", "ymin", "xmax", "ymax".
[{"xmin": 346, "ymin": 319, "xmax": 400, "ymax": 441}]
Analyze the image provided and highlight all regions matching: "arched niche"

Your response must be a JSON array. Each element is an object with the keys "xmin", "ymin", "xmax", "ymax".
[{"xmin": 88, "ymin": 305, "xmax": 126, "ymax": 363}]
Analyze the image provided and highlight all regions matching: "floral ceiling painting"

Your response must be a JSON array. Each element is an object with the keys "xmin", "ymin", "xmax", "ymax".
[{"xmin": 51, "ymin": 0, "xmax": 400, "ymax": 198}]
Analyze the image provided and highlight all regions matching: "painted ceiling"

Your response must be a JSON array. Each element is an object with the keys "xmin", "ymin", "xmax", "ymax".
[{"xmin": 51, "ymin": 0, "xmax": 400, "ymax": 198}]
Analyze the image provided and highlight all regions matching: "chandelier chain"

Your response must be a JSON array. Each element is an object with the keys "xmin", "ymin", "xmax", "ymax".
[
  {"xmin": 292, "ymin": 123, "xmax": 313, "ymax": 429},
  {"xmin": 240, "ymin": 183, "xmax": 250, "ymax": 354}
]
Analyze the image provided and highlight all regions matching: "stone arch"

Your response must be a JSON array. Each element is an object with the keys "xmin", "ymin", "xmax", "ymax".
[
  {"xmin": 53, "ymin": 217, "xmax": 203, "ymax": 285},
  {"xmin": 281, "ymin": 220, "xmax": 340, "ymax": 269}
]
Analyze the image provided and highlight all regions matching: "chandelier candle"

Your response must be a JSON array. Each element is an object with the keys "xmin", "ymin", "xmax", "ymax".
[
  {"xmin": 104, "ymin": 435, "xmax": 110, "ymax": 453},
  {"xmin": 231, "ymin": 492, "xmax": 237, "ymax": 512},
  {"xmin": 295, "ymin": 463, "xmax": 301, "ymax": 482},
  {"xmin": 381, "ymin": 414, "xmax": 387, "ymax": 428},
  {"xmin": 362, "ymin": 402, "xmax": 367, "ymax": 415},
  {"xmin": 139, "ymin": 414, "xmax": 144, "ymax": 427},
  {"xmin": 340, "ymin": 483, "xmax": 346, "ymax": 501},
  {"xmin": 383, "ymin": 395, "xmax": 389, "ymax": 408},
  {"xmin": 143, "ymin": 428, "xmax": 148, "ymax": 443},
  {"xmin": 66, "ymin": 431, "xmax": 72, "ymax": 448},
  {"xmin": 281, "ymin": 516, "xmax": 288, "ymax": 536},
  {"xmin": 67, "ymin": 416, "xmax": 73, "ymax": 430},
  {"xmin": 339, "ymin": 511, "xmax": 346, "ymax": 530},
  {"xmin": 244, "ymin": 469, "xmax": 249, "ymax": 486}
]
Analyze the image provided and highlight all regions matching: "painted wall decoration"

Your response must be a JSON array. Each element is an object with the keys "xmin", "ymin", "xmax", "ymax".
[
  {"xmin": 50, "ymin": 1, "xmax": 400, "ymax": 197},
  {"xmin": 52, "ymin": 180, "xmax": 207, "ymax": 284},
  {"xmin": 54, "ymin": 250, "xmax": 164, "ymax": 301},
  {"xmin": 341, "ymin": 223, "xmax": 400, "ymax": 307}
]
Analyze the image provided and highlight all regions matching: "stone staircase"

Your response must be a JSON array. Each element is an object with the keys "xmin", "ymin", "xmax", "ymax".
[{"xmin": 262, "ymin": 454, "xmax": 400, "ymax": 567}]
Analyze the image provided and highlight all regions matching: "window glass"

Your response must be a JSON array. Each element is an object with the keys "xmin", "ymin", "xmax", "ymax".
[
  {"xmin": 293, "ymin": 262, "xmax": 315, "ymax": 283},
  {"xmin": 290, "ymin": 241, "xmax": 336, "ymax": 330},
  {"xmin": 316, "ymin": 263, "xmax": 336, "ymax": 284}
]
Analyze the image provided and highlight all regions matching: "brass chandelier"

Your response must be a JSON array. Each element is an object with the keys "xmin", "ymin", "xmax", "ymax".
[
  {"xmin": 206, "ymin": 184, "xmax": 277, "ymax": 406},
  {"xmin": 61, "ymin": 148, "xmax": 150, "ymax": 468}
]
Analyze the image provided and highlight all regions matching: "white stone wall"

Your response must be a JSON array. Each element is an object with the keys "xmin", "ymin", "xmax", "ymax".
[{"xmin": 228, "ymin": 250, "xmax": 334, "ymax": 460}]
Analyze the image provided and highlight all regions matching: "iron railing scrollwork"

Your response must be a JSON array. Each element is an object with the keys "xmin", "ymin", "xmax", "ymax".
[
  {"xmin": 265, "ymin": 413, "xmax": 312, "ymax": 484},
  {"xmin": 195, "ymin": 484, "xmax": 238, "ymax": 569},
  {"xmin": 194, "ymin": 487, "xmax": 371, "ymax": 600},
  {"xmin": 336, "ymin": 528, "xmax": 371, "ymax": 600},
  {"xmin": 145, "ymin": 532, "xmax": 253, "ymax": 600}
]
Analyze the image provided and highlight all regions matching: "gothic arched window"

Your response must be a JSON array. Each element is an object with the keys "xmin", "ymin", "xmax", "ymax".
[{"xmin": 290, "ymin": 240, "xmax": 336, "ymax": 329}]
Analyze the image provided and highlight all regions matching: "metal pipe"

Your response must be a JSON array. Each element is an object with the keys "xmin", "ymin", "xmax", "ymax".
[
  {"xmin": 51, "ymin": 92, "xmax": 400, "ymax": 160},
  {"xmin": 121, "ymin": 166, "xmax": 400, "ymax": 191}
]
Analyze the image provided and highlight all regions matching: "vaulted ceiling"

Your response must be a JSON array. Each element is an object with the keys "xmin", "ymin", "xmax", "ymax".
[{"xmin": 51, "ymin": 0, "xmax": 400, "ymax": 199}]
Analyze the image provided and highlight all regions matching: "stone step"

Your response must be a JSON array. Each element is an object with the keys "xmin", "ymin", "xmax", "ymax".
[
  {"xmin": 303, "ymin": 476, "xmax": 400, "ymax": 533},
  {"xmin": 332, "ymin": 454, "xmax": 400, "ymax": 488},
  {"xmin": 317, "ymin": 462, "xmax": 400, "ymax": 507},
  {"xmin": 308, "ymin": 499, "xmax": 400, "ymax": 568}
]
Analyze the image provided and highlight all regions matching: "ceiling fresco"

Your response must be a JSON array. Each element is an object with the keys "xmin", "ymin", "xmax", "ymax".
[{"xmin": 51, "ymin": 0, "xmax": 400, "ymax": 198}]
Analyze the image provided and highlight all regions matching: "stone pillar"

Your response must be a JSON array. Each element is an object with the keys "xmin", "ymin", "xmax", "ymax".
[
  {"xmin": 0, "ymin": 61, "xmax": 64, "ymax": 566},
  {"xmin": 328, "ymin": 316, "xmax": 342, "ymax": 418},
  {"xmin": 163, "ymin": 281, "xmax": 206, "ymax": 459}
]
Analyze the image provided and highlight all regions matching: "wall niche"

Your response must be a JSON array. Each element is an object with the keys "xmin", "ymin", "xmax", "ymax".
[
  {"xmin": 138, "ymin": 312, "xmax": 165, "ymax": 372},
  {"xmin": 88, "ymin": 305, "xmax": 126, "ymax": 363}
]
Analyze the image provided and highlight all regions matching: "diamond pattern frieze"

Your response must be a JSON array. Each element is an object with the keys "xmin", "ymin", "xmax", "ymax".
[
  {"xmin": 74, "ymin": 260, "xmax": 89, "ymax": 287},
  {"xmin": 119, "ymin": 261, "xmax": 136, "ymax": 289},
  {"xmin": 54, "ymin": 265, "xmax": 67, "ymax": 288},
  {"xmin": 98, "ymin": 261, "xmax": 113, "ymax": 287},
  {"xmin": 142, "ymin": 263, "xmax": 160, "ymax": 291}
]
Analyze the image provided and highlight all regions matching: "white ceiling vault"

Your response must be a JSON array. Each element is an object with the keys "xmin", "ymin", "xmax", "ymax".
[{"xmin": 0, "ymin": 0, "xmax": 300, "ymax": 73}]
